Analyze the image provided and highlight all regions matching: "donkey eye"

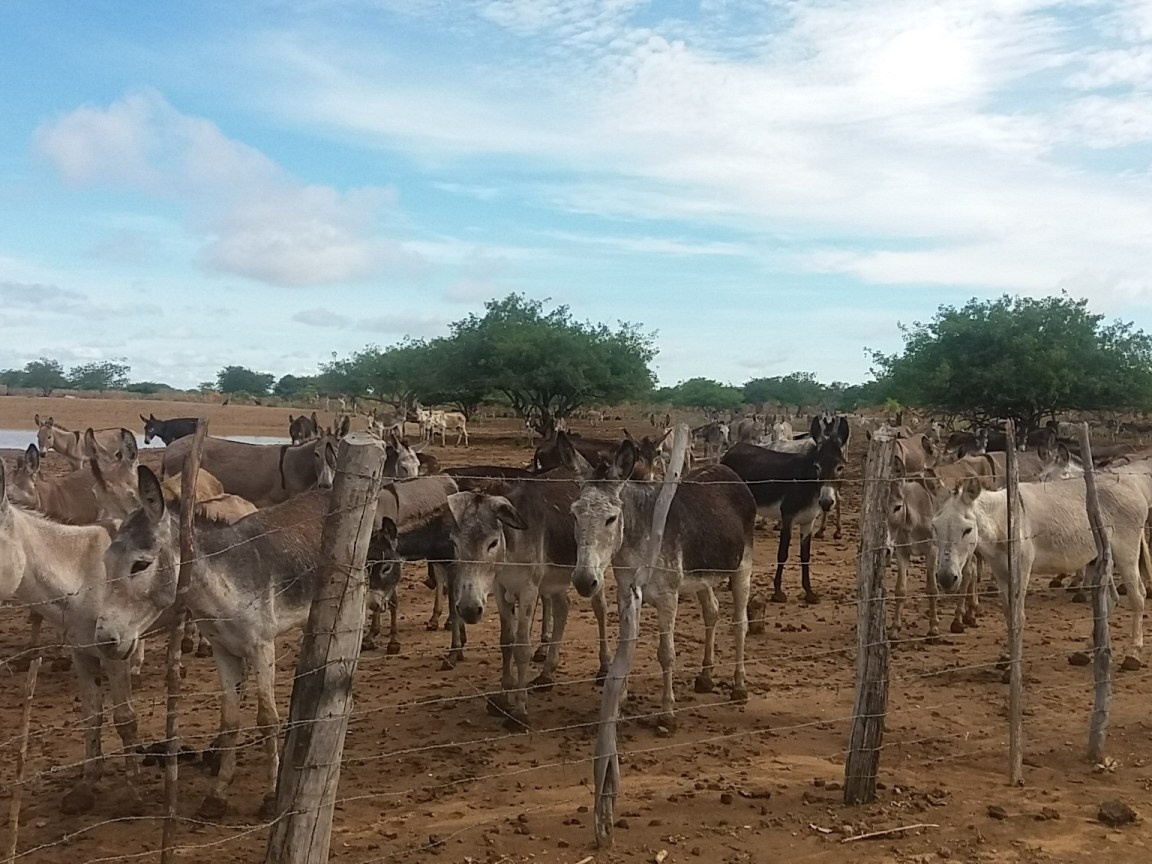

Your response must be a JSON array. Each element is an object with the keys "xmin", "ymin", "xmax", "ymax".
[
  {"xmin": 962, "ymin": 528, "xmax": 973, "ymax": 537},
  {"xmin": 605, "ymin": 515, "xmax": 618, "ymax": 526},
  {"xmin": 488, "ymin": 539, "xmax": 499, "ymax": 552},
  {"xmin": 130, "ymin": 559, "xmax": 152, "ymax": 574}
]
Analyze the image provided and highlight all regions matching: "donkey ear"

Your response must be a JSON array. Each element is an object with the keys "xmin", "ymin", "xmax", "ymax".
[
  {"xmin": 24, "ymin": 443, "xmax": 41, "ymax": 474},
  {"xmin": 493, "ymin": 496, "xmax": 528, "ymax": 531},
  {"xmin": 920, "ymin": 433, "xmax": 934, "ymax": 456},
  {"xmin": 34, "ymin": 414, "xmax": 41, "ymax": 427},
  {"xmin": 610, "ymin": 439, "xmax": 637, "ymax": 481},
  {"xmin": 138, "ymin": 466, "xmax": 166, "ymax": 523},
  {"xmin": 288, "ymin": 414, "xmax": 296, "ymax": 424},
  {"xmin": 556, "ymin": 431, "xmax": 594, "ymax": 478},
  {"xmin": 83, "ymin": 428, "xmax": 100, "ymax": 458},
  {"xmin": 1057, "ymin": 443, "xmax": 1071, "ymax": 466},
  {"xmin": 445, "ymin": 491, "xmax": 472, "ymax": 527},
  {"xmin": 140, "ymin": 414, "xmax": 149, "ymax": 424},
  {"xmin": 809, "ymin": 415, "xmax": 823, "ymax": 441},
  {"xmin": 0, "ymin": 459, "xmax": 6, "ymax": 509},
  {"xmin": 837, "ymin": 417, "xmax": 850, "ymax": 446},
  {"xmin": 960, "ymin": 476, "xmax": 983, "ymax": 504},
  {"xmin": 119, "ymin": 428, "xmax": 138, "ymax": 462},
  {"xmin": 339, "ymin": 415, "xmax": 351, "ymax": 437}
]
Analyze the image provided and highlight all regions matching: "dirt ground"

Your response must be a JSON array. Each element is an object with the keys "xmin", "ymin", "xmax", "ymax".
[{"xmin": 1, "ymin": 397, "xmax": 1151, "ymax": 864}]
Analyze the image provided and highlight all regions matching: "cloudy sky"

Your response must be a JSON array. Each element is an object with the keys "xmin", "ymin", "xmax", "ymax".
[{"xmin": 1, "ymin": 0, "xmax": 1151, "ymax": 389}]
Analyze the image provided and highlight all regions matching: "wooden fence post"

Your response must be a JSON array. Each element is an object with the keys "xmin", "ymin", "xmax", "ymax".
[
  {"xmin": 161, "ymin": 418, "xmax": 207, "ymax": 864},
  {"xmin": 4, "ymin": 653, "xmax": 41, "ymax": 864},
  {"xmin": 1004, "ymin": 420, "xmax": 1024, "ymax": 785},
  {"xmin": 844, "ymin": 428, "xmax": 894, "ymax": 806},
  {"xmin": 263, "ymin": 434, "xmax": 386, "ymax": 864},
  {"xmin": 593, "ymin": 424, "xmax": 689, "ymax": 847},
  {"xmin": 1077, "ymin": 424, "xmax": 1114, "ymax": 762}
]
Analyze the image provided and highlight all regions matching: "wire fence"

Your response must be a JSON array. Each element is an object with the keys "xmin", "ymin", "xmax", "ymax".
[{"xmin": 1, "ymin": 425, "xmax": 1150, "ymax": 862}]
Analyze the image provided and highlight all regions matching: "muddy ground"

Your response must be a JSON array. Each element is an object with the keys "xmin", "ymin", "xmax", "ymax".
[{"xmin": 1, "ymin": 397, "xmax": 1150, "ymax": 864}]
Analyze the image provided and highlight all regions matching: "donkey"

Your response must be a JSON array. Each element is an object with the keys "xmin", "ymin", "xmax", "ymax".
[
  {"xmin": 691, "ymin": 421, "xmax": 730, "ymax": 460},
  {"xmin": 35, "ymin": 415, "xmax": 126, "ymax": 470},
  {"xmin": 932, "ymin": 475, "xmax": 1152, "ymax": 671},
  {"xmin": 444, "ymin": 468, "xmax": 611, "ymax": 730},
  {"xmin": 98, "ymin": 468, "xmax": 394, "ymax": 818},
  {"xmin": 140, "ymin": 414, "xmax": 198, "ymax": 446},
  {"xmin": 8, "ymin": 429, "xmax": 140, "ymax": 525},
  {"xmin": 722, "ymin": 415, "xmax": 848, "ymax": 604},
  {"xmin": 563, "ymin": 435, "xmax": 755, "ymax": 728},
  {"xmin": 287, "ymin": 411, "xmax": 320, "ymax": 445},
  {"xmin": 160, "ymin": 433, "xmax": 338, "ymax": 507},
  {"xmin": 0, "ymin": 461, "xmax": 147, "ymax": 816}
]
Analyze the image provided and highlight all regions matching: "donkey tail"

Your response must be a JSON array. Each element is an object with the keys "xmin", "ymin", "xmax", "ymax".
[{"xmin": 1139, "ymin": 531, "xmax": 1152, "ymax": 598}]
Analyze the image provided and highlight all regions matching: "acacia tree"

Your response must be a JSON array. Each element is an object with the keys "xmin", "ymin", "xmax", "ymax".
[
  {"xmin": 447, "ymin": 294, "xmax": 656, "ymax": 435},
  {"xmin": 68, "ymin": 360, "xmax": 130, "ymax": 391},
  {"xmin": 0, "ymin": 358, "xmax": 68, "ymax": 395},
  {"xmin": 216, "ymin": 365, "xmax": 274, "ymax": 395},
  {"xmin": 742, "ymin": 372, "xmax": 827, "ymax": 414},
  {"xmin": 322, "ymin": 342, "xmax": 435, "ymax": 418},
  {"xmin": 873, "ymin": 294, "xmax": 1152, "ymax": 432},
  {"xmin": 654, "ymin": 377, "xmax": 744, "ymax": 412}
]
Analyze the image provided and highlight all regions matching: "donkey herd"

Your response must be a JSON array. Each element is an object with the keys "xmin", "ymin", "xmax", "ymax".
[{"xmin": 0, "ymin": 406, "xmax": 1149, "ymax": 824}]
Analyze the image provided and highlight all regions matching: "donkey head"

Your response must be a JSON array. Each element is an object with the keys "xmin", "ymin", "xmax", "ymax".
[
  {"xmin": 563, "ymin": 435, "xmax": 634, "ymax": 599},
  {"xmin": 140, "ymin": 413, "xmax": 163, "ymax": 445},
  {"xmin": 97, "ymin": 466, "xmax": 177, "ymax": 661},
  {"xmin": 7, "ymin": 444, "xmax": 41, "ymax": 509},
  {"xmin": 88, "ymin": 428, "xmax": 141, "ymax": 520},
  {"xmin": 445, "ymin": 490, "xmax": 527, "ymax": 624},
  {"xmin": 929, "ymin": 477, "xmax": 982, "ymax": 594},
  {"xmin": 0, "ymin": 460, "xmax": 28, "ymax": 598},
  {"xmin": 34, "ymin": 414, "xmax": 58, "ymax": 457},
  {"xmin": 365, "ymin": 518, "xmax": 402, "ymax": 616}
]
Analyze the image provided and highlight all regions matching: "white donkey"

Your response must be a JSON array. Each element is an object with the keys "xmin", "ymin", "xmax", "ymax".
[{"xmin": 932, "ymin": 475, "xmax": 1151, "ymax": 670}]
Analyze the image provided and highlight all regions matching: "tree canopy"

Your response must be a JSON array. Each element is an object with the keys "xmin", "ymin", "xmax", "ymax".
[
  {"xmin": 873, "ymin": 294, "xmax": 1152, "ymax": 430},
  {"xmin": 68, "ymin": 360, "xmax": 130, "ymax": 391},
  {"xmin": 654, "ymin": 377, "xmax": 744, "ymax": 411},
  {"xmin": 216, "ymin": 365, "xmax": 275, "ymax": 396}
]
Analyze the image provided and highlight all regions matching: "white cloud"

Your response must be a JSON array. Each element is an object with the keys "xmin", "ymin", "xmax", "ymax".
[
  {"xmin": 291, "ymin": 306, "xmax": 445, "ymax": 336},
  {"xmin": 35, "ymin": 91, "xmax": 415, "ymax": 287}
]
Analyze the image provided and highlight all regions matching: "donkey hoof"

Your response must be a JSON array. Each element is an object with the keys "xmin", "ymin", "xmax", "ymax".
[
  {"xmin": 1120, "ymin": 655, "xmax": 1143, "ymax": 672},
  {"xmin": 1048, "ymin": 577, "xmax": 1065, "ymax": 589},
  {"xmin": 360, "ymin": 638, "xmax": 377, "ymax": 652},
  {"xmin": 425, "ymin": 619, "xmax": 440, "ymax": 632},
  {"xmin": 9, "ymin": 655, "xmax": 31, "ymax": 673},
  {"xmin": 594, "ymin": 665, "xmax": 609, "ymax": 686},
  {"xmin": 385, "ymin": 641, "xmax": 401, "ymax": 656},
  {"xmin": 438, "ymin": 657, "xmax": 456, "ymax": 672},
  {"xmin": 1072, "ymin": 592, "xmax": 1087, "ymax": 604},
  {"xmin": 803, "ymin": 591, "xmax": 821, "ymax": 605},
  {"xmin": 833, "ymin": 530, "xmax": 843, "ymax": 540},
  {"xmin": 813, "ymin": 528, "xmax": 825, "ymax": 540},
  {"xmin": 999, "ymin": 667, "xmax": 1012, "ymax": 684},
  {"xmin": 502, "ymin": 713, "xmax": 529, "ymax": 733},
  {"xmin": 657, "ymin": 714, "xmax": 678, "ymax": 732},
  {"xmin": 770, "ymin": 591, "xmax": 788, "ymax": 604},
  {"xmin": 531, "ymin": 646, "xmax": 548, "ymax": 664},
  {"xmin": 530, "ymin": 675, "xmax": 554, "ymax": 692},
  {"xmin": 486, "ymin": 695, "xmax": 510, "ymax": 718},
  {"xmin": 195, "ymin": 642, "xmax": 213, "ymax": 658},
  {"xmin": 51, "ymin": 655, "xmax": 73, "ymax": 673},
  {"xmin": 694, "ymin": 674, "xmax": 714, "ymax": 694},
  {"xmin": 1068, "ymin": 651, "xmax": 1091, "ymax": 667},
  {"xmin": 731, "ymin": 686, "xmax": 749, "ymax": 704},
  {"xmin": 59, "ymin": 785, "xmax": 96, "ymax": 815},
  {"xmin": 443, "ymin": 619, "xmax": 453, "ymax": 631},
  {"xmin": 196, "ymin": 794, "xmax": 228, "ymax": 821},
  {"xmin": 257, "ymin": 793, "xmax": 279, "ymax": 820},
  {"xmin": 995, "ymin": 654, "xmax": 1010, "ymax": 671},
  {"xmin": 963, "ymin": 613, "xmax": 978, "ymax": 628},
  {"xmin": 950, "ymin": 620, "xmax": 965, "ymax": 634},
  {"xmin": 181, "ymin": 636, "xmax": 196, "ymax": 654}
]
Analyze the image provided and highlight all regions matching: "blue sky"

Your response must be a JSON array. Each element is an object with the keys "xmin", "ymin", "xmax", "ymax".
[{"xmin": 1, "ymin": 0, "xmax": 1151, "ymax": 389}]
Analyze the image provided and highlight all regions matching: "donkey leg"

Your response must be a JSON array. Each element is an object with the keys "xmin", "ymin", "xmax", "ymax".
[
  {"xmin": 386, "ymin": 595, "xmax": 401, "ymax": 655},
  {"xmin": 506, "ymin": 584, "xmax": 540, "ymax": 730},
  {"xmin": 772, "ymin": 519, "xmax": 792, "ymax": 603},
  {"xmin": 799, "ymin": 524, "xmax": 819, "ymax": 604},
  {"xmin": 427, "ymin": 562, "xmax": 443, "ymax": 630},
  {"xmin": 61, "ymin": 651, "xmax": 103, "ymax": 815},
  {"xmin": 12, "ymin": 611, "xmax": 42, "ymax": 672},
  {"xmin": 591, "ymin": 589, "xmax": 610, "ymax": 684},
  {"xmin": 533, "ymin": 591, "xmax": 568, "ymax": 691},
  {"xmin": 362, "ymin": 606, "xmax": 381, "ymax": 651},
  {"xmin": 252, "ymin": 642, "xmax": 282, "ymax": 817},
  {"xmin": 106, "ymin": 659, "xmax": 145, "ymax": 814},
  {"xmin": 730, "ymin": 561, "xmax": 751, "ymax": 702},
  {"xmin": 486, "ymin": 590, "xmax": 516, "ymax": 718},
  {"xmin": 890, "ymin": 548, "xmax": 908, "ymax": 641},
  {"xmin": 442, "ymin": 567, "xmax": 466, "ymax": 668},
  {"xmin": 182, "ymin": 613, "xmax": 197, "ymax": 654},
  {"xmin": 833, "ymin": 499, "xmax": 843, "ymax": 540},
  {"xmin": 532, "ymin": 594, "xmax": 552, "ymax": 664},
  {"xmin": 693, "ymin": 586, "xmax": 719, "ymax": 694},
  {"xmin": 813, "ymin": 509, "xmax": 827, "ymax": 540},
  {"xmin": 199, "ymin": 649, "xmax": 245, "ymax": 820},
  {"xmin": 655, "ymin": 597, "xmax": 679, "ymax": 728}
]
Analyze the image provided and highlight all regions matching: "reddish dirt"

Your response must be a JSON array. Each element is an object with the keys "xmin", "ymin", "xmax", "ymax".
[{"xmin": 1, "ymin": 398, "xmax": 1151, "ymax": 864}]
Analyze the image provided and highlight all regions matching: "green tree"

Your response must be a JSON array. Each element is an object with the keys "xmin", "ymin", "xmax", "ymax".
[
  {"xmin": 421, "ymin": 336, "xmax": 490, "ymax": 419},
  {"xmin": 446, "ymin": 294, "xmax": 656, "ymax": 434},
  {"xmin": 742, "ymin": 372, "xmax": 826, "ymax": 414},
  {"xmin": 124, "ymin": 381, "xmax": 174, "ymax": 395},
  {"xmin": 68, "ymin": 360, "xmax": 130, "ymax": 391},
  {"xmin": 273, "ymin": 374, "xmax": 317, "ymax": 400},
  {"xmin": 216, "ymin": 365, "xmax": 274, "ymax": 395},
  {"xmin": 11, "ymin": 358, "xmax": 68, "ymax": 395},
  {"xmin": 873, "ymin": 294, "xmax": 1152, "ymax": 431},
  {"xmin": 654, "ymin": 377, "xmax": 743, "ymax": 411}
]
